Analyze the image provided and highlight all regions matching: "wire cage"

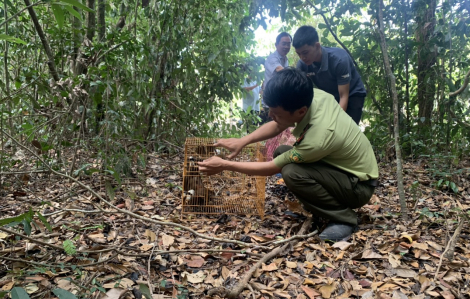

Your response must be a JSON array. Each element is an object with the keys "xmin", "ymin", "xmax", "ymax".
[{"xmin": 182, "ymin": 137, "xmax": 266, "ymax": 218}]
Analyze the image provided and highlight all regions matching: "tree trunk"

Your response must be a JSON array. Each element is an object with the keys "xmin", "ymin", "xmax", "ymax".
[
  {"xmin": 403, "ymin": 0, "xmax": 410, "ymax": 130},
  {"xmin": 414, "ymin": 0, "xmax": 437, "ymax": 126},
  {"xmin": 377, "ymin": 0, "xmax": 409, "ymax": 221},
  {"xmin": 86, "ymin": 0, "xmax": 96, "ymax": 41},
  {"xmin": 98, "ymin": 0, "xmax": 105, "ymax": 42},
  {"xmin": 72, "ymin": 1, "xmax": 86, "ymax": 76},
  {"xmin": 24, "ymin": 0, "xmax": 60, "ymax": 83}
]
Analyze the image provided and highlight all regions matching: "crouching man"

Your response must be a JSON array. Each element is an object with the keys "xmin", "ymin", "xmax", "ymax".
[{"xmin": 198, "ymin": 68, "xmax": 379, "ymax": 241}]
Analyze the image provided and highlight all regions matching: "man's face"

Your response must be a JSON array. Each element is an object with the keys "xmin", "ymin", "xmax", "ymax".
[
  {"xmin": 275, "ymin": 36, "xmax": 292, "ymax": 57},
  {"xmin": 295, "ymin": 42, "xmax": 321, "ymax": 66},
  {"xmin": 268, "ymin": 106, "xmax": 307, "ymax": 126}
]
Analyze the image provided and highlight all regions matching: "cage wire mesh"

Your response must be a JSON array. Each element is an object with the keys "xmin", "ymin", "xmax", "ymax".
[{"xmin": 182, "ymin": 137, "xmax": 266, "ymax": 218}]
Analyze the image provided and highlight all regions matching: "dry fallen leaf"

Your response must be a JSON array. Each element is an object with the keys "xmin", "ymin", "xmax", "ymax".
[
  {"xmin": 285, "ymin": 261, "xmax": 297, "ymax": 269},
  {"xmin": 161, "ymin": 234, "xmax": 175, "ymax": 246},
  {"xmin": 301, "ymin": 285, "xmax": 321, "ymax": 299},
  {"xmin": 332, "ymin": 241, "xmax": 352, "ymax": 251},
  {"xmin": 185, "ymin": 255, "xmax": 205, "ymax": 268},
  {"xmin": 1, "ymin": 281, "xmax": 14, "ymax": 291},
  {"xmin": 394, "ymin": 268, "xmax": 417, "ymax": 278},
  {"xmin": 262, "ymin": 263, "xmax": 278, "ymax": 271},
  {"xmin": 101, "ymin": 288, "xmax": 126, "ymax": 299},
  {"xmin": 183, "ymin": 271, "xmax": 206, "ymax": 283},
  {"xmin": 319, "ymin": 283, "xmax": 336, "ymax": 298},
  {"xmin": 103, "ymin": 278, "xmax": 134, "ymax": 289}
]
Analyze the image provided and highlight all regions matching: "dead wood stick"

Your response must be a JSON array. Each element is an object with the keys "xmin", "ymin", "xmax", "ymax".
[
  {"xmin": 434, "ymin": 218, "xmax": 465, "ymax": 281},
  {"xmin": 1, "ymin": 129, "xmax": 262, "ymax": 249},
  {"xmin": 226, "ymin": 217, "xmax": 315, "ymax": 299}
]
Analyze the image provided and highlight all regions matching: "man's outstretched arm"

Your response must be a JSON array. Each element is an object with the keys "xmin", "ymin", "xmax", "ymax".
[
  {"xmin": 198, "ymin": 156, "xmax": 281, "ymax": 176},
  {"xmin": 216, "ymin": 121, "xmax": 289, "ymax": 159}
]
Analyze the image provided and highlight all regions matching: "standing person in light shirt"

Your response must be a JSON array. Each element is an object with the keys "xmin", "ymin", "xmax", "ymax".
[{"xmin": 261, "ymin": 32, "xmax": 292, "ymax": 124}]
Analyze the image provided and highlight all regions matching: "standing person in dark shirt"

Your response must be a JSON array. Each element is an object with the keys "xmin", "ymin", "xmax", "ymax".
[{"xmin": 293, "ymin": 26, "xmax": 366, "ymax": 124}]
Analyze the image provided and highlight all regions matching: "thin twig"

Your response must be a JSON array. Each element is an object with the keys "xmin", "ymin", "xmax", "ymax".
[
  {"xmin": 2, "ymin": 128, "xmax": 260, "ymax": 249},
  {"xmin": 434, "ymin": 218, "xmax": 465, "ymax": 280},
  {"xmin": 0, "ymin": 1, "xmax": 44, "ymax": 29},
  {"xmin": 0, "ymin": 170, "xmax": 50, "ymax": 175},
  {"xmin": 226, "ymin": 218, "xmax": 315, "ymax": 299}
]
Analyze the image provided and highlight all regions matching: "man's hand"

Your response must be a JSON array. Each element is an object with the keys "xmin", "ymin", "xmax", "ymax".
[
  {"xmin": 198, "ymin": 156, "xmax": 227, "ymax": 176},
  {"xmin": 214, "ymin": 138, "xmax": 245, "ymax": 159}
]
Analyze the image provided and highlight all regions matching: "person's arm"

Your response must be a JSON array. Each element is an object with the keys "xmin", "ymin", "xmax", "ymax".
[
  {"xmin": 338, "ymin": 83, "xmax": 350, "ymax": 112},
  {"xmin": 335, "ymin": 55, "xmax": 352, "ymax": 112},
  {"xmin": 198, "ymin": 156, "xmax": 281, "ymax": 176},
  {"xmin": 265, "ymin": 55, "xmax": 283, "ymax": 77},
  {"xmin": 215, "ymin": 121, "xmax": 289, "ymax": 159}
]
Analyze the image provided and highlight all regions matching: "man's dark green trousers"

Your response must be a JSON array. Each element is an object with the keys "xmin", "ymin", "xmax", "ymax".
[{"xmin": 274, "ymin": 145, "xmax": 376, "ymax": 225}]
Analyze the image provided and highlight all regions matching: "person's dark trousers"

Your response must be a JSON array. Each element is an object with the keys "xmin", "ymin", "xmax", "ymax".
[
  {"xmin": 346, "ymin": 96, "xmax": 365, "ymax": 125},
  {"xmin": 273, "ymin": 145, "xmax": 375, "ymax": 225}
]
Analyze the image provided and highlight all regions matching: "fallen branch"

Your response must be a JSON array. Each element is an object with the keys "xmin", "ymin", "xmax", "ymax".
[
  {"xmin": 226, "ymin": 217, "xmax": 315, "ymax": 299},
  {"xmin": 1, "ymin": 129, "xmax": 262, "ymax": 249},
  {"xmin": 434, "ymin": 218, "xmax": 465, "ymax": 280}
]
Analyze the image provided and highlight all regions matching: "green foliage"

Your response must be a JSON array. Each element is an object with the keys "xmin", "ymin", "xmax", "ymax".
[
  {"xmin": 10, "ymin": 288, "xmax": 30, "ymax": 299},
  {"xmin": 63, "ymin": 240, "xmax": 77, "ymax": 255},
  {"xmin": 139, "ymin": 284, "xmax": 152, "ymax": 299},
  {"xmin": 0, "ymin": 208, "xmax": 52, "ymax": 235},
  {"xmin": 52, "ymin": 288, "xmax": 78, "ymax": 299},
  {"xmin": 0, "ymin": 34, "xmax": 27, "ymax": 44},
  {"xmin": 1, "ymin": 0, "xmax": 470, "ymax": 198}
]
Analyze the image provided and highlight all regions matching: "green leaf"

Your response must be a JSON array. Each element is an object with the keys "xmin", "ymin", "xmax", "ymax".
[
  {"xmin": 22, "ymin": 219, "xmax": 32, "ymax": 235},
  {"xmin": 139, "ymin": 284, "xmax": 152, "ymax": 299},
  {"xmin": 0, "ymin": 291, "xmax": 7, "ymax": 298},
  {"xmin": 58, "ymin": 0, "xmax": 94, "ymax": 12},
  {"xmin": 63, "ymin": 240, "xmax": 77, "ymax": 255},
  {"xmin": 36, "ymin": 212, "xmax": 53, "ymax": 232},
  {"xmin": 0, "ymin": 34, "xmax": 27, "ymax": 45},
  {"xmin": 63, "ymin": 5, "xmax": 82, "ymax": 21},
  {"xmin": 52, "ymin": 288, "xmax": 78, "ymax": 299},
  {"xmin": 51, "ymin": 4, "xmax": 65, "ymax": 29},
  {"xmin": 449, "ymin": 182, "xmax": 458, "ymax": 193},
  {"xmin": 73, "ymin": 163, "xmax": 91, "ymax": 176},
  {"xmin": 10, "ymin": 287, "xmax": 30, "ymax": 299},
  {"xmin": 0, "ymin": 214, "xmax": 27, "ymax": 226}
]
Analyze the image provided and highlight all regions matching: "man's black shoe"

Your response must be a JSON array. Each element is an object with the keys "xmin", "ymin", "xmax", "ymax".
[{"xmin": 319, "ymin": 222, "xmax": 356, "ymax": 242}]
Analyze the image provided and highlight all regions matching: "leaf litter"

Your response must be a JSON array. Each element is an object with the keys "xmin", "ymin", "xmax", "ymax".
[{"xmin": 0, "ymin": 152, "xmax": 469, "ymax": 298}]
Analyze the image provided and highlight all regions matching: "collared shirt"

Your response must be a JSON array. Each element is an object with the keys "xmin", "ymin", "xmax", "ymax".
[
  {"xmin": 273, "ymin": 89, "xmax": 378, "ymax": 181},
  {"xmin": 296, "ymin": 46, "xmax": 366, "ymax": 101},
  {"xmin": 264, "ymin": 50, "xmax": 289, "ymax": 90}
]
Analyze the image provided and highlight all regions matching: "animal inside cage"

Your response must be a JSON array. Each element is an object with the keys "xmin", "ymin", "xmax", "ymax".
[{"xmin": 182, "ymin": 137, "xmax": 266, "ymax": 218}]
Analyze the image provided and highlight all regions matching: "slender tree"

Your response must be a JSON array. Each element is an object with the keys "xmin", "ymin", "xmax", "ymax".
[
  {"xmin": 377, "ymin": 0, "xmax": 409, "ymax": 220},
  {"xmin": 86, "ymin": 0, "xmax": 96, "ymax": 41},
  {"xmin": 414, "ymin": 0, "xmax": 437, "ymax": 126}
]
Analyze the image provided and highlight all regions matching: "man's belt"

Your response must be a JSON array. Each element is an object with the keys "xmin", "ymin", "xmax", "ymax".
[{"xmin": 362, "ymin": 179, "xmax": 379, "ymax": 187}]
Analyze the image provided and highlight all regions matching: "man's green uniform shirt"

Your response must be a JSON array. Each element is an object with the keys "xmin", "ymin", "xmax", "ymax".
[{"xmin": 273, "ymin": 89, "xmax": 379, "ymax": 181}]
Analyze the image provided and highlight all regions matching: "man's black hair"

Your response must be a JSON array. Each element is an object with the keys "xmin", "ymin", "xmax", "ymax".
[
  {"xmin": 263, "ymin": 68, "xmax": 313, "ymax": 113},
  {"xmin": 293, "ymin": 26, "xmax": 319, "ymax": 48},
  {"xmin": 275, "ymin": 32, "xmax": 292, "ymax": 45}
]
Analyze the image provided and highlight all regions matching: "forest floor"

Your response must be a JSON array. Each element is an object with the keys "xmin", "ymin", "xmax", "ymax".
[{"xmin": 0, "ymin": 150, "xmax": 470, "ymax": 299}]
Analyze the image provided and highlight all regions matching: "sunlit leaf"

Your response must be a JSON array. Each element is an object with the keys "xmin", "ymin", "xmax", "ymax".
[
  {"xmin": 51, "ymin": 4, "xmax": 65, "ymax": 29},
  {"xmin": 0, "ymin": 34, "xmax": 27, "ymax": 45},
  {"xmin": 63, "ymin": 5, "xmax": 82, "ymax": 21}
]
